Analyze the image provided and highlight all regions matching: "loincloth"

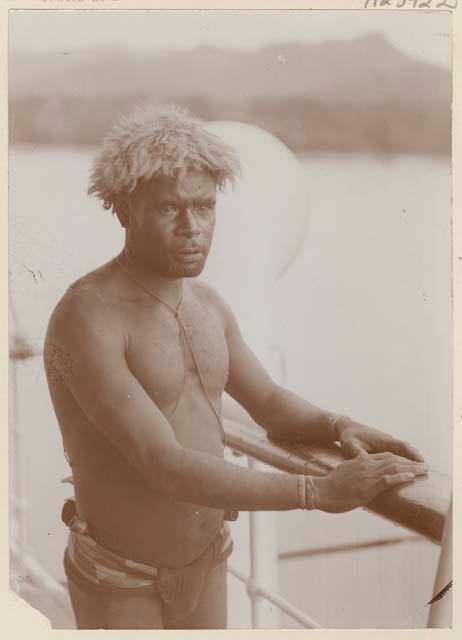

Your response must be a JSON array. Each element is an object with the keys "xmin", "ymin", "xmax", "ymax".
[{"xmin": 62, "ymin": 499, "xmax": 234, "ymax": 624}]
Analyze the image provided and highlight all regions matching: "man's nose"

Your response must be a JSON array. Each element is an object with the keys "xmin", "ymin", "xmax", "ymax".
[{"xmin": 178, "ymin": 208, "xmax": 200, "ymax": 237}]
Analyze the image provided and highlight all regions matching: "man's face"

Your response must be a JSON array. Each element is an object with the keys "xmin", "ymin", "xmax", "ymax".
[{"xmin": 124, "ymin": 169, "xmax": 217, "ymax": 278}]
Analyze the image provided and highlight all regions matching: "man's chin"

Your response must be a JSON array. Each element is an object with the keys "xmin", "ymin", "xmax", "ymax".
[
  {"xmin": 181, "ymin": 264, "xmax": 204, "ymax": 278},
  {"xmin": 168, "ymin": 260, "xmax": 206, "ymax": 279}
]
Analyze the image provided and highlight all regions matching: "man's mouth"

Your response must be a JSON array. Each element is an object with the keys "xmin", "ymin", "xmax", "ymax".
[{"xmin": 174, "ymin": 248, "xmax": 202, "ymax": 256}]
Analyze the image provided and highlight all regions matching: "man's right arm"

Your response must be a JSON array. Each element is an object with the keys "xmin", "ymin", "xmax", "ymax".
[
  {"xmin": 44, "ymin": 295, "xmax": 428, "ymax": 514},
  {"xmin": 44, "ymin": 295, "xmax": 303, "ymax": 511}
]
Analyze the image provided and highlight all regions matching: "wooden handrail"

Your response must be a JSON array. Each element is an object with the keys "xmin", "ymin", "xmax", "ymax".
[{"xmin": 224, "ymin": 419, "xmax": 451, "ymax": 545}]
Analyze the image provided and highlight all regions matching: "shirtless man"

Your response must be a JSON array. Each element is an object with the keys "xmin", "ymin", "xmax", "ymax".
[{"xmin": 44, "ymin": 105, "xmax": 428, "ymax": 630}]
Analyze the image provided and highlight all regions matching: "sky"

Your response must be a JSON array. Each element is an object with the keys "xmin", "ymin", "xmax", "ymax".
[{"xmin": 9, "ymin": 9, "xmax": 452, "ymax": 68}]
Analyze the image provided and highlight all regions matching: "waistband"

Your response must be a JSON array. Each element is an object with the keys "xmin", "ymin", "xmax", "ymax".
[{"xmin": 62, "ymin": 499, "xmax": 233, "ymax": 591}]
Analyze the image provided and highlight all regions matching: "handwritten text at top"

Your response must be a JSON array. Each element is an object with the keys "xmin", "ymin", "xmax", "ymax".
[{"xmin": 364, "ymin": 0, "xmax": 457, "ymax": 9}]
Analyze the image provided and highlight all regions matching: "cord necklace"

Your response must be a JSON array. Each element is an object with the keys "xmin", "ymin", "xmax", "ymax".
[{"xmin": 113, "ymin": 256, "xmax": 226, "ymax": 448}]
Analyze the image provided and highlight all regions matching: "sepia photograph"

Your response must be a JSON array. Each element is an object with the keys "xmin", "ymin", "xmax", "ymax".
[{"xmin": 7, "ymin": 5, "xmax": 454, "ymax": 630}]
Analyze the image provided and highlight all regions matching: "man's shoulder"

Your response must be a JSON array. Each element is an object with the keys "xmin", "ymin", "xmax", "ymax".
[{"xmin": 46, "ymin": 267, "xmax": 118, "ymax": 345}]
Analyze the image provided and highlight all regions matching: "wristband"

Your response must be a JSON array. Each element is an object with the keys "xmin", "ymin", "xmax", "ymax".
[
  {"xmin": 298, "ymin": 475, "xmax": 316, "ymax": 510},
  {"xmin": 298, "ymin": 474, "xmax": 307, "ymax": 509},
  {"xmin": 305, "ymin": 475, "xmax": 316, "ymax": 510}
]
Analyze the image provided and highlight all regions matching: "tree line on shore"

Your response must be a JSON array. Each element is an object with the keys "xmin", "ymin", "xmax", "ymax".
[{"xmin": 9, "ymin": 93, "xmax": 450, "ymax": 155}]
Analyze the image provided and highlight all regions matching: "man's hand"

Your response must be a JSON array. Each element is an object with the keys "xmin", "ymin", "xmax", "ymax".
[
  {"xmin": 334, "ymin": 416, "xmax": 425, "ymax": 462},
  {"xmin": 312, "ymin": 450, "xmax": 429, "ymax": 513}
]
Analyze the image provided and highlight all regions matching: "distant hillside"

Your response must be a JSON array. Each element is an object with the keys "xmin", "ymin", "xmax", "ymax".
[{"xmin": 9, "ymin": 34, "xmax": 451, "ymax": 153}]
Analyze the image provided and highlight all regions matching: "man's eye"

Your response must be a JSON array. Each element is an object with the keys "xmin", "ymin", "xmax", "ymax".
[
  {"xmin": 160, "ymin": 205, "xmax": 179, "ymax": 215},
  {"xmin": 197, "ymin": 204, "xmax": 215, "ymax": 214}
]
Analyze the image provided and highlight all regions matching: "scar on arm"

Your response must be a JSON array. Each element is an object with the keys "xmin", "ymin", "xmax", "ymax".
[{"xmin": 44, "ymin": 342, "xmax": 76, "ymax": 386}]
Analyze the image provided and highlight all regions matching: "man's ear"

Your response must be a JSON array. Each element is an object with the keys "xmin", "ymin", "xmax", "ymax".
[{"xmin": 114, "ymin": 196, "xmax": 131, "ymax": 229}]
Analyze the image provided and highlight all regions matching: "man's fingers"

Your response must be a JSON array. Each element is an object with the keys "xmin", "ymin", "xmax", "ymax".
[
  {"xmin": 342, "ymin": 439, "xmax": 366, "ymax": 458},
  {"xmin": 370, "ymin": 451, "xmax": 424, "ymax": 466},
  {"xmin": 368, "ymin": 452, "xmax": 395, "ymax": 461},
  {"xmin": 383, "ymin": 439, "xmax": 425, "ymax": 462},
  {"xmin": 377, "ymin": 472, "xmax": 416, "ymax": 491},
  {"xmin": 375, "ymin": 460, "xmax": 429, "ymax": 477}
]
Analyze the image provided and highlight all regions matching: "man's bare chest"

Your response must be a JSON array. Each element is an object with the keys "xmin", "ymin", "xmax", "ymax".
[{"xmin": 123, "ymin": 296, "xmax": 229, "ymax": 414}]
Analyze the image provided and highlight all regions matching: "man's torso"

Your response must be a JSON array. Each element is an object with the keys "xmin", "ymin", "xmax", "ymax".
[{"xmin": 45, "ymin": 262, "xmax": 230, "ymax": 568}]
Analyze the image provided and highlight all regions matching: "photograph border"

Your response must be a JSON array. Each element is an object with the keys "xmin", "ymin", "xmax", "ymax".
[{"xmin": 1, "ymin": 1, "xmax": 460, "ymax": 637}]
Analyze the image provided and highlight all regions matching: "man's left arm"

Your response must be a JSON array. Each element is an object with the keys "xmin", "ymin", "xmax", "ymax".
[{"xmin": 221, "ymin": 296, "xmax": 424, "ymax": 463}]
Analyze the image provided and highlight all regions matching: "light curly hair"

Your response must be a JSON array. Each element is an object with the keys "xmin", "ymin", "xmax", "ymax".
[{"xmin": 88, "ymin": 104, "xmax": 241, "ymax": 213}]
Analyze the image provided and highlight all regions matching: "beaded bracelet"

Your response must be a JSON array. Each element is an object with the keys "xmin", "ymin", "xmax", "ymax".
[
  {"xmin": 298, "ymin": 474, "xmax": 306, "ymax": 509},
  {"xmin": 305, "ymin": 475, "xmax": 316, "ymax": 510},
  {"xmin": 298, "ymin": 474, "xmax": 316, "ymax": 510}
]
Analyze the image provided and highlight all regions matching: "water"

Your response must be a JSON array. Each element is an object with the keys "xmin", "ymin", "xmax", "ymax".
[{"xmin": 9, "ymin": 146, "xmax": 451, "ymax": 627}]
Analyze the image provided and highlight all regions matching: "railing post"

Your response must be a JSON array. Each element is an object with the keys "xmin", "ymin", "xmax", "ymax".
[
  {"xmin": 10, "ymin": 355, "xmax": 26, "ymax": 574},
  {"xmin": 427, "ymin": 495, "xmax": 452, "ymax": 628},
  {"xmin": 248, "ymin": 456, "xmax": 280, "ymax": 628}
]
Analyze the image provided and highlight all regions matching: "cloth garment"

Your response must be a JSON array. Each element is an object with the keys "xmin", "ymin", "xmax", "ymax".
[{"xmin": 62, "ymin": 499, "xmax": 233, "ymax": 624}]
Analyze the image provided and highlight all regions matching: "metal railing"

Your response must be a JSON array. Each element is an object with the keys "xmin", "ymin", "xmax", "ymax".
[
  {"xmin": 223, "ymin": 417, "xmax": 452, "ymax": 628},
  {"xmin": 224, "ymin": 419, "xmax": 451, "ymax": 544},
  {"xmin": 9, "ymin": 413, "xmax": 452, "ymax": 630}
]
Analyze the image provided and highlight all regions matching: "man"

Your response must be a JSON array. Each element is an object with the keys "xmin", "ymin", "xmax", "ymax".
[{"xmin": 44, "ymin": 105, "xmax": 428, "ymax": 630}]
